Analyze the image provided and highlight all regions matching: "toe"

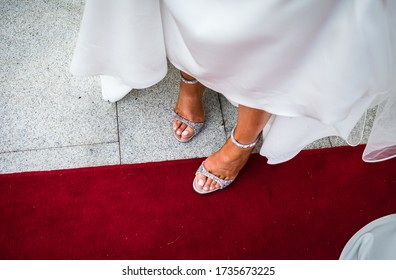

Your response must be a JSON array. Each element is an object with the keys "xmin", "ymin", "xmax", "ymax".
[
  {"xmin": 172, "ymin": 120, "xmax": 181, "ymax": 131},
  {"xmin": 210, "ymin": 181, "xmax": 219, "ymax": 191},
  {"xmin": 203, "ymin": 177, "xmax": 213, "ymax": 192},
  {"xmin": 195, "ymin": 174, "xmax": 206, "ymax": 191},
  {"xmin": 176, "ymin": 123, "xmax": 188, "ymax": 136},
  {"xmin": 181, "ymin": 126, "xmax": 194, "ymax": 140}
]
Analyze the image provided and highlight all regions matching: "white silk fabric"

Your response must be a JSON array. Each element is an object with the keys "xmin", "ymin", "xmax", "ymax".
[{"xmin": 71, "ymin": 0, "xmax": 396, "ymax": 164}]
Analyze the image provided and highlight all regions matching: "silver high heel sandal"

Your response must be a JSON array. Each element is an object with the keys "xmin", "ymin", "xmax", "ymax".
[
  {"xmin": 193, "ymin": 126, "xmax": 261, "ymax": 194},
  {"xmin": 173, "ymin": 72, "xmax": 205, "ymax": 143}
]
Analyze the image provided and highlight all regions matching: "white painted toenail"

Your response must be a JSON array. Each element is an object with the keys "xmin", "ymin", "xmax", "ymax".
[
  {"xmin": 176, "ymin": 130, "xmax": 181, "ymax": 135},
  {"xmin": 182, "ymin": 130, "xmax": 189, "ymax": 136},
  {"xmin": 198, "ymin": 179, "xmax": 204, "ymax": 186}
]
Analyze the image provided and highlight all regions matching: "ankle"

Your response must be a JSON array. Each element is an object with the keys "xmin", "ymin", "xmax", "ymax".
[
  {"xmin": 180, "ymin": 71, "xmax": 196, "ymax": 82},
  {"xmin": 178, "ymin": 84, "xmax": 205, "ymax": 106},
  {"xmin": 231, "ymin": 126, "xmax": 261, "ymax": 148},
  {"xmin": 179, "ymin": 71, "xmax": 206, "ymax": 93}
]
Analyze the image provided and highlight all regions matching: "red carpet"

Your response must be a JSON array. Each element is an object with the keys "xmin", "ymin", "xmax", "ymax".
[{"xmin": 0, "ymin": 145, "xmax": 395, "ymax": 260}]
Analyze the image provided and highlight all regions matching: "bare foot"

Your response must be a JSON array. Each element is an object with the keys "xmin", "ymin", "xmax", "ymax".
[
  {"xmin": 194, "ymin": 104, "xmax": 270, "ymax": 193},
  {"xmin": 173, "ymin": 73, "xmax": 206, "ymax": 142},
  {"xmin": 194, "ymin": 137, "xmax": 256, "ymax": 192}
]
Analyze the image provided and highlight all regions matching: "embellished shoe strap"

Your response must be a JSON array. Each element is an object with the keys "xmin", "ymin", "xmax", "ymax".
[
  {"xmin": 230, "ymin": 126, "xmax": 261, "ymax": 149},
  {"xmin": 180, "ymin": 72, "xmax": 199, "ymax": 85},
  {"xmin": 196, "ymin": 162, "xmax": 234, "ymax": 190},
  {"xmin": 172, "ymin": 111, "xmax": 205, "ymax": 135}
]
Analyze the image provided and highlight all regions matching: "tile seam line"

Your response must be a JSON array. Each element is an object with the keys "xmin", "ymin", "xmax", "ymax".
[
  {"xmin": 0, "ymin": 141, "xmax": 120, "ymax": 155},
  {"xmin": 115, "ymin": 101, "xmax": 122, "ymax": 164},
  {"xmin": 216, "ymin": 92, "xmax": 227, "ymax": 138}
]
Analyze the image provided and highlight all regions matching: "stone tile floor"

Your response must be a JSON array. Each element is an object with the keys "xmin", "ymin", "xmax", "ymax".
[{"xmin": 0, "ymin": 0, "xmax": 373, "ymax": 174}]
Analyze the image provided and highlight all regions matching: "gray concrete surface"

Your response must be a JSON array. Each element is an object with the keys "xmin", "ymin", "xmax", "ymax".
[{"xmin": 0, "ymin": 0, "xmax": 374, "ymax": 173}]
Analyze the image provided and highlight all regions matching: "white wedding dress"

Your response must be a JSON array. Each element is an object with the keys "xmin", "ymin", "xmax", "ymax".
[{"xmin": 71, "ymin": 0, "xmax": 396, "ymax": 164}]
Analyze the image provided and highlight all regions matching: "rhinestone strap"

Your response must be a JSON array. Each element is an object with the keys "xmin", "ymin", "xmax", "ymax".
[
  {"xmin": 230, "ymin": 126, "xmax": 260, "ymax": 149},
  {"xmin": 180, "ymin": 72, "xmax": 199, "ymax": 85},
  {"xmin": 172, "ymin": 111, "xmax": 205, "ymax": 135},
  {"xmin": 196, "ymin": 162, "xmax": 234, "ymax": 190}
]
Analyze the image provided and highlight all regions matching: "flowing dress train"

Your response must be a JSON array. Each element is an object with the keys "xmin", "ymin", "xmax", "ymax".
[{"xmin": 71, "ymin": 0, "xmax": 396, "ymax": 164}]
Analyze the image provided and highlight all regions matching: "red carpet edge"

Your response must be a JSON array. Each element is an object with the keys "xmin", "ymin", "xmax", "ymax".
[{"xmin": 0, "ymin": 145, "xmax": 395, "ymax": 260}]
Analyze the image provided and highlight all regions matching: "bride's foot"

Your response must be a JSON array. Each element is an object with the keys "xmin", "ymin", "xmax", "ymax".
[
  {"xmin": 173, "ymin": 72, "xmax": 206, "ymax": 142},
  {"xmin": 193, "ymin": 127, "xmax": 261, "ymax": 193}
]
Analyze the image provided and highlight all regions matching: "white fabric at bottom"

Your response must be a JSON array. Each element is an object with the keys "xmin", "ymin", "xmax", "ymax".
[
  {"xmin": 70, "ymin": 0, "xmax": 396, "ymax": 164},
  {"xmin": 340, "ymin": 214, "xmax": 396, "ymax": 260},
  {"xmin": 70, "ymin": 0, "xmax": 167, "ymax": 102}
]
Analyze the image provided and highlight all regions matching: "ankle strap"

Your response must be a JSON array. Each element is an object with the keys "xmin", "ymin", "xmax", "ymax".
[
  {"xmin": 180, "ymin": 72, "xmax": 199, "ymax": 85},
  {"xmin": 231, "ymin": 126, "xmax": 260, "ymax": 149}
]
